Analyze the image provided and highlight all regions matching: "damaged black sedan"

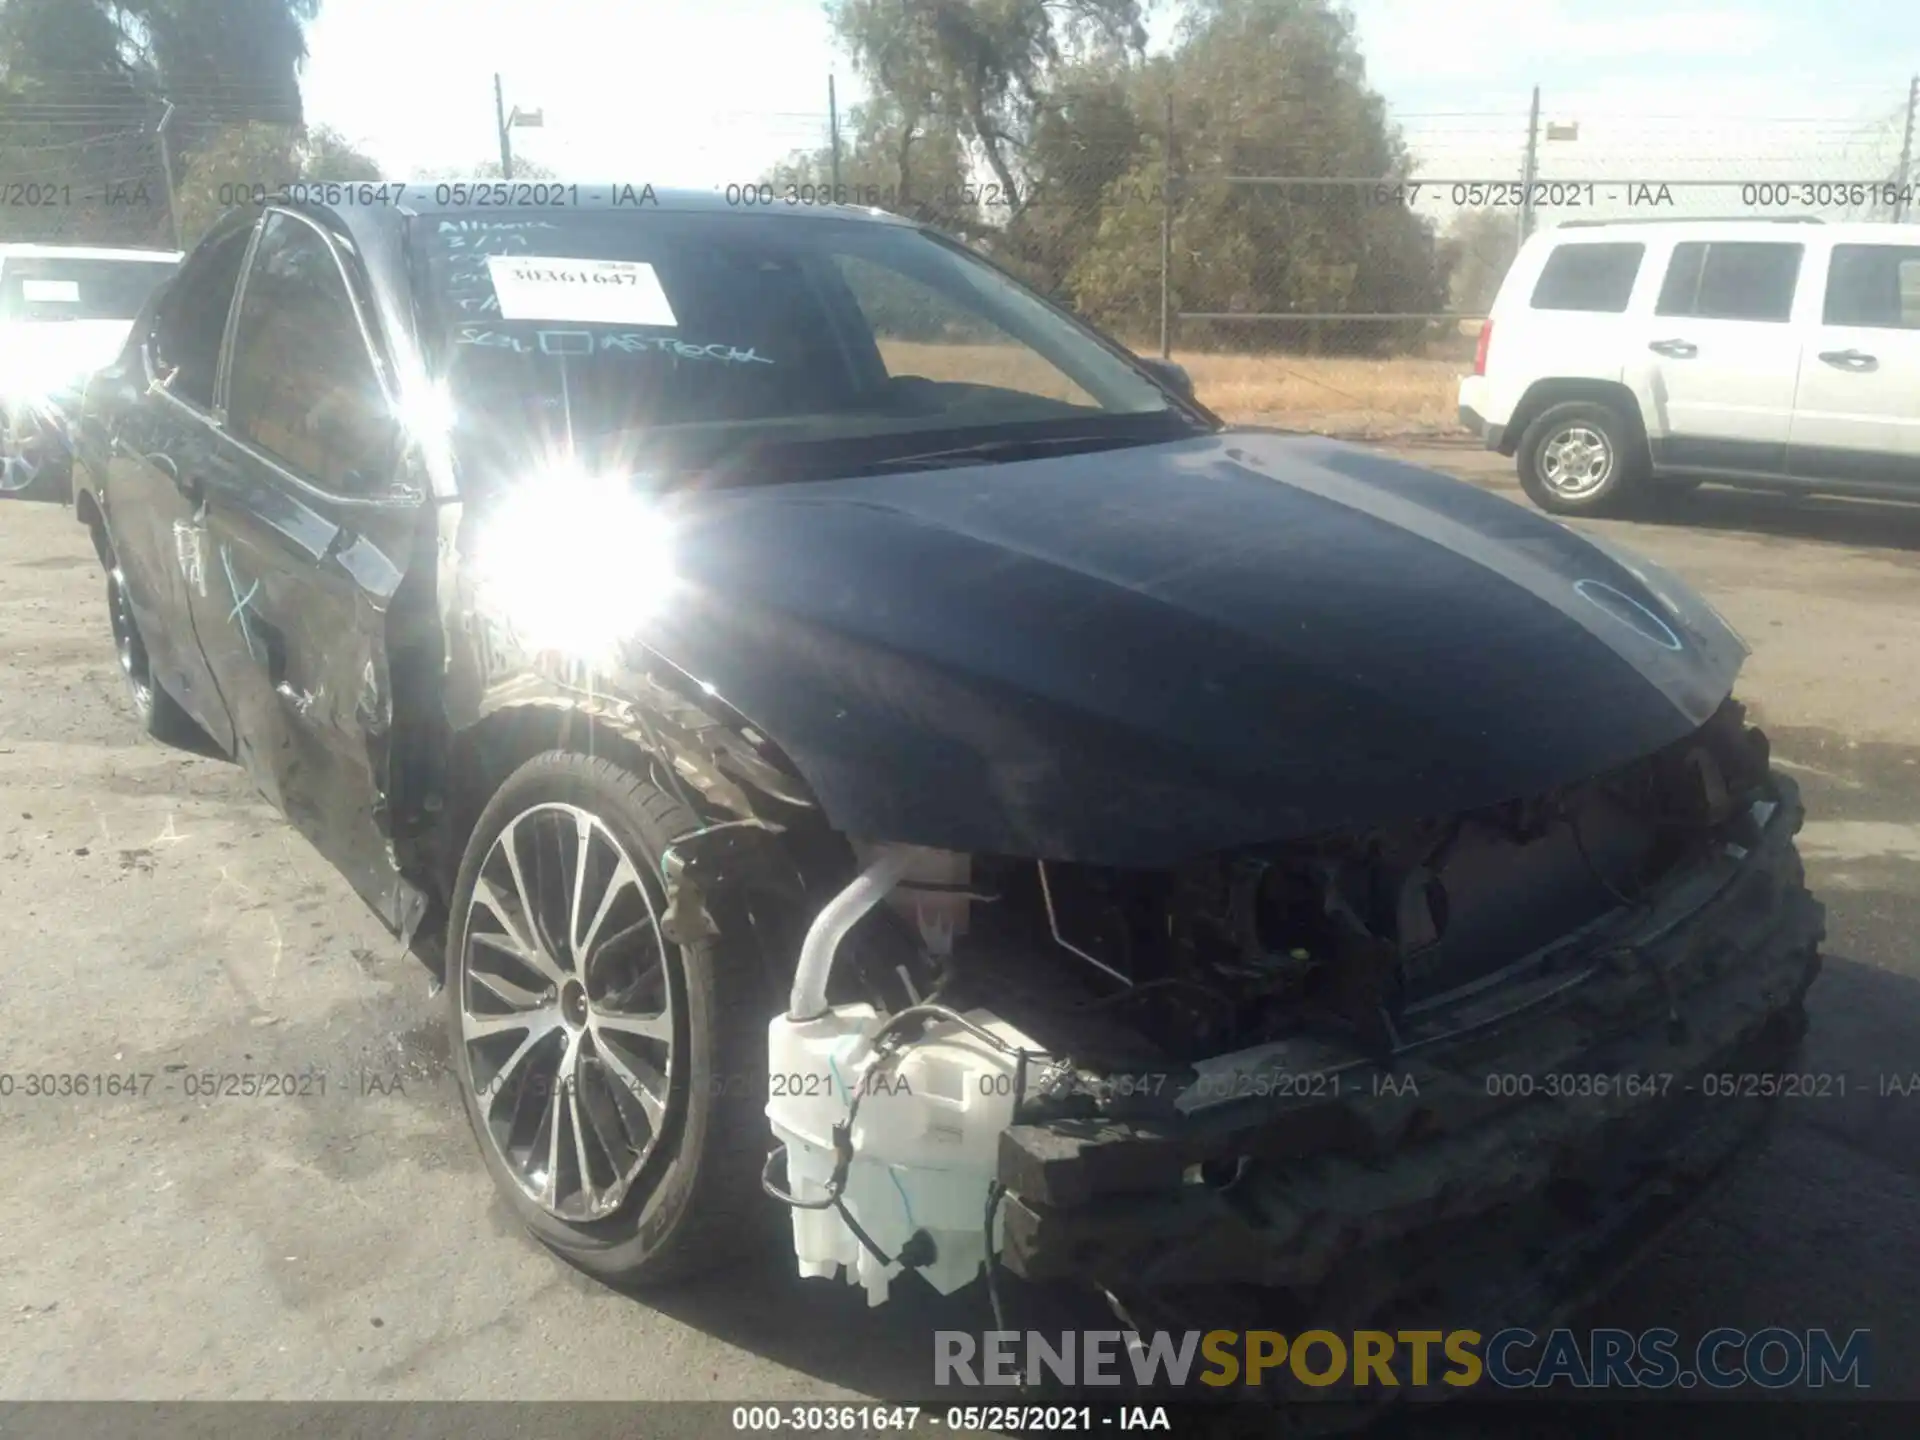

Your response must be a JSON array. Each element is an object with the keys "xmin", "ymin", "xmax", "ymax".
[{"xmin": 70, "ymin": 188, "xmax": 1823, "ymax": 1350}]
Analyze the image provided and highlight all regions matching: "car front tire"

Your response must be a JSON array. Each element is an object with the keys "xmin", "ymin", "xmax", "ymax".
[
  {"xmin": 445, "ymin": 751, "xmax": 772, "ymax": 1287},
  {"xmin": 1516, "ymin": 401, "xmax": 1649, "ymax": 517}
]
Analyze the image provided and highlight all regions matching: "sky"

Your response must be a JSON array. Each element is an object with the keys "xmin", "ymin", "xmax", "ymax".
[{"xmin": 299, "ymin": 0, "xmax": 1920, "ymax": 222}]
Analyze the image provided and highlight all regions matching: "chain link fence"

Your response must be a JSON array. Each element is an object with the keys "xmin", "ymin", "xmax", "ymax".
[
  {"xmin": 6, "ymin": 75, "xmax": 1917, "ymax": 439},
  {"xmin": 0, "ymin": 90, "xmax": 178, "ymax": 249},
  {"xmin": 1151, "ymin": 81, "xmax": 1919, "ymax": 437},
  {"xmin": 0, "ymin": 68, "xmax": 345, "ymax": 246}
]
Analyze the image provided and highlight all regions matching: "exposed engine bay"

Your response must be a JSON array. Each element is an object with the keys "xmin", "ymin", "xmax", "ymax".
[
  {"xmin": 940, "ymin": 695, "xmax": 1770, "ymax": 1059},
  {"xmin": 763, "ymin": 697, "xmax": 1784, "ymax": 1306}
]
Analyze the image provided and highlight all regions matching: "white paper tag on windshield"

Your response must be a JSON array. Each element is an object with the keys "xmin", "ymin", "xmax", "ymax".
[
  {"xmin": 484, "ymin": 255, "xmax": 677, "ymax": 327},
  {"xmin": 21, "ymin": 280, "xmax": 81, "ymax": 303}
]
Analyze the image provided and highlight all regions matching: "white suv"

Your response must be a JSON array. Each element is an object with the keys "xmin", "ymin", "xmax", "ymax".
[{"xmin": 1458, "ymin": 218, "xmax": 1920, "ymax": 515}]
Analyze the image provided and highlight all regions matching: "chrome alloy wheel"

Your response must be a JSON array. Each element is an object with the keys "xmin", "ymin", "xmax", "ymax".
[
  {"xmin": 459, "ymin": 802, "xmax": 680, "ymax": 1222},
  {"xmin": 0, "ymin": 433, "xmax": 41, "ymax": 493},
  {"xmin": 1539, "ymin": 424, "xmax": 1615, "ymax": 499},
  {"xmin": 0, "ymin": 402, "xmax": 70, "ymax": 495}
]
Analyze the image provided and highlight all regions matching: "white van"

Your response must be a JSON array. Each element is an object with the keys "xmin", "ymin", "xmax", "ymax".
[
  {"xmin": 1457, "ymin": 218, "xmax": 1920, "ymax": 515},
  {"xmin": 1, "ymin": 243, "xmax": 182, "ymax": 498}
]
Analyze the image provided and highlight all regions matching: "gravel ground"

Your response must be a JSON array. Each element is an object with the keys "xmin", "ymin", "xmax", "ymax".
[{"xmin": 1, "ymin": 447, "xmax": 1917, "ymax": 1408}]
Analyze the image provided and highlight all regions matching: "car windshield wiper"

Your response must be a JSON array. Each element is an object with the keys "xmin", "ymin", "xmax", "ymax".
[{"xmin": 844, "ymin": 431, "xmax": 1162, "ymax": 475}]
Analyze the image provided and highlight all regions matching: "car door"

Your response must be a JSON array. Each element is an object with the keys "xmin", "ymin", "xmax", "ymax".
[
  {"xmin": 1638, "ymin": 238, "xmax": 1806, "ymax": 476},
  {"xmin": 86, "ymin": 217, "xmax": 261, "ymax": 752},
  {"xmin": 1787, "ymin": 240, "xmax": 1920, "ymax": 488},
  {"xmin": 189, "ymin": 207, "xmax": 428, "ymax": 933}
]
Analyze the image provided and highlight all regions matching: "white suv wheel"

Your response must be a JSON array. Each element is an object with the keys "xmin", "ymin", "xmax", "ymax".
[
  {"xmin": 1516, "ymin": 401, "xmax": 1647, "ymax": 516},
  {"xmin": 1540, "ymin": 424, "xmax": 1614, "ymax": 499}
]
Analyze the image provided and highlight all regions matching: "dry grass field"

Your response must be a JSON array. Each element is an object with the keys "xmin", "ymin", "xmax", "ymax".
[
  {"xmin": 877, "ymin": 338, "xmax": 1467, "ymax": 438},
  {"xmin": 1171, "ymin": 350, "xmax": 1464, "ymax": 435}
]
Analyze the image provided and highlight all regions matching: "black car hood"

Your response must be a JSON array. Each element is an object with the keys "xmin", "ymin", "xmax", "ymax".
[{"xmin": 633, "ymin": 431, "xmax": 1746, "ymax": 867}]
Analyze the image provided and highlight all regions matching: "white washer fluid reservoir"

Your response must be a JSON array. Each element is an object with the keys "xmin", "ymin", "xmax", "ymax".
[{"xmin": 766, "ymin": 1004, "xmax": 1049, "ymax": 1306}]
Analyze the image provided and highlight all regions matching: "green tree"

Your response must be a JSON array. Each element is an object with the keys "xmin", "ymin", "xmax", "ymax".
[
  {"xmin": 0, "ymin": 0, "xmax": 159, "ymax": 242},
  {"xmin": 0, "ymin": 0, "xmax": 150, "ymax": 88},
  {"xmin": 985, "ymin": 53, "xmax": 1158, "ymax": 299},
  {"xmin": 816, "ymin": 0, "xmax": 1449, "ymax": 352},
  {"xmin": 1441, "ymin": 207, "xmax": 1520, "ymax": 315},
  {"xmin": 827, "ymin": 0, "xmax": 1146, "ymax": 237},
  {"xmin": 173, "ymin": 120, "xmax": 381, "ymax": 245},
  {"xmin": 139, "ymin": 0, "xmax": 320, "ymax": 131},
  {"xmin": 302, "ymin": 124, "xmax": 382, "ymax": 180},
  {"xmin": 0, "ymin": 0, "xmax": 326, "ymax": 244},
  {"xmin": 461, "ymin": 156, "xmax": 559, "ymax": 180},
  {"xmin": 1057, "ymin": 0, "xmax": 1446, "ymax": 350},
  {"xmin": 765, "ymin": 92, "xmax": 972, "ymax": 233}
]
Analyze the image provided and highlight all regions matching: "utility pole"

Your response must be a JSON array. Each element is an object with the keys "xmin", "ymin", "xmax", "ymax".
[
  {"xmin": 1517, "ymin": 85, "xmax": 1541, "ymax": 245},
  {"xmin": 1160, "ymin": 91, "xmax": 1174, "ymax": 359},
  {"xmin": 828, "ymin": 74, "xmax": 842, "ymax": 195},
  {"xmin": 1896, "ymin": 74, "xmax": 1917, "ymax": 222},
  {"xmin": 494, "ymin": 73, "xmax": 514, "ymax": 180}
]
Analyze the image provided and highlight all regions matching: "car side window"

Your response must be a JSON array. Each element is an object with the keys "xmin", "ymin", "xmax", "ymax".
[
  {"xmin": 1655, "ymin": 241, "xmax": 1802, "ymax": 323},
  {"xmin": 150, "ymin": 222, "xmax": 255, "ymax": 409},
  {"xmin": 1823, "ymin": 244, "xmax": 1920, "ymax": 330},
  {"xmin": 225, "ymin": 212, "xmax": 397, "ymax": 495},
  {"xmin": 1528, "ymin": 243, "xmax": 1644, "ymax": 313}
]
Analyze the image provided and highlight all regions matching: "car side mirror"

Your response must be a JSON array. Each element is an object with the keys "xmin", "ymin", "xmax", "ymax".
[{"xmin": 1137, "ymin": 356, "xmax": 1195, "ymax": 401}]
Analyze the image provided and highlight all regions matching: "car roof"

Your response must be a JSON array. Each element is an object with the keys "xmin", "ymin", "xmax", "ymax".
[
  {"xmin": 1530, "ymin": 218, "xmax": 1912, "ymax": 245},
  {"xmin": 0, "ymin": 243, "xmax": 182, "ymax": 263},
  {"xmin": 288, "ymin": 182, "xmax": 916, "ymax": 249},
  {"xmin": 291, "ymin": 183, "xmax": 906, "ymax": 264},
  {"xmin": 413, "ymin": 183, "xmax": 914, "ymax": 221}
]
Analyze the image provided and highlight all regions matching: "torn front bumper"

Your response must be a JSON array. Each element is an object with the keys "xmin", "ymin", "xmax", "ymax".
[{"xmin": 995, "ymin": 775, "xmax": 1824, "ymax": 1331}]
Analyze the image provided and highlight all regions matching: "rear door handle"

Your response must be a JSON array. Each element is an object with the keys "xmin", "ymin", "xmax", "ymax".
[
  {"xmin": 1818, "ymin": 349, "xmax": 1878, "ymax": 371},
  {"xmin": 1649, "ymin": 339, "xmax": 1698, "ymax": 358}
]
